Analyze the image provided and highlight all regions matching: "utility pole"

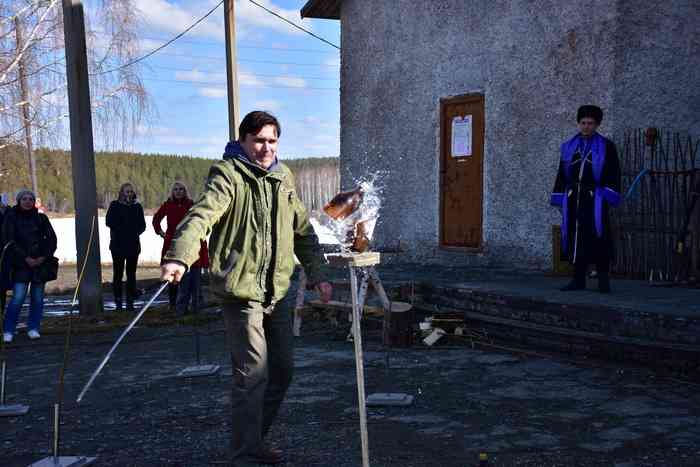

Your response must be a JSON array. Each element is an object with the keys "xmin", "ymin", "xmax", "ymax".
[
  {"xmin": 14, "ymin": 16, "xmax": 38, "ymax": 196},
  {"xmin": 62, "ymin": 0, "xmax": 103, "ymax": 315},
  {"xmin": 224, "ymin": 0, "xmax": 240, "ymax": 141}
]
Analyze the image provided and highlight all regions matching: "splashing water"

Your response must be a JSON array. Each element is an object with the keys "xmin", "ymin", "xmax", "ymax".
[{"xmin": 321, "ymin": 173, "xmax": 385, "ymax": 252}]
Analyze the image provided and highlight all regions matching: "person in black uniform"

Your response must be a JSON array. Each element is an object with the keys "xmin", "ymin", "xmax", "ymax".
[{"xmin": 551, "ymin": 105, "xmax": 621, "ymax": 293}]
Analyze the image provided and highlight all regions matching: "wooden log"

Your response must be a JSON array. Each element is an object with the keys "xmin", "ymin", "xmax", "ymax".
[{"xmin": 382, "ymin": 301, "xmax": 413, "ymax": 347}]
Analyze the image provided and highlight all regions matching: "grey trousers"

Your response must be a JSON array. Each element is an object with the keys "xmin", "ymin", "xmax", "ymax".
[{"xmin": 223, "ymin": 300, "xmax": 294, "ymax": 465}]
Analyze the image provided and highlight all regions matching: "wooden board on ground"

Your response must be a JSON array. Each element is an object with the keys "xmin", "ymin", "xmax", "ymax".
[
  {"xmin": 309, "ymin": 299, "xmax": 384, "ymax": 317},
  {"xmin": 325, "ymin": 252, "xmax": 381, "ymax": 267}
]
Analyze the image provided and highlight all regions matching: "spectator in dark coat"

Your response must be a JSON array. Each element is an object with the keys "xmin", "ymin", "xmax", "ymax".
[
  {"xmin": 106, "ymin": 183, "xmax": 146, "ymax": 312},
  {"xmin": 2, "ymin": 190, "xmax": 57, "ymax": 343},
  {"xmin": 153, "ymin": 181, "xmax": 209, "ymax": 314}
]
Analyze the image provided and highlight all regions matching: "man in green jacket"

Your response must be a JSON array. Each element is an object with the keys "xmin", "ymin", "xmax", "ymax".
[{"xmin": 161, "ymin": 111, "xmax": 332, "ymax": 465}]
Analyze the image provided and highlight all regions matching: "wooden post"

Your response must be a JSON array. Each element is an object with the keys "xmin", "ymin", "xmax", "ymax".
[
  {"xmin": 14, "ymin": 17, "xmax": 38, "ymax": 196},
  {"xmin": 224, "ymin": 0, "xmax": 240, "ymax": 141},
  {"xmin": 62, "ymin": 0, "xmax": 103, "ymax": 315}
]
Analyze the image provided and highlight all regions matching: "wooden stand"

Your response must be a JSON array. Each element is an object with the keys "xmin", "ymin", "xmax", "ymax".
[
  {"xmin": 325, "ymin": 252, "xmax": 414, "ymax": 467},
  {"xmin": 325, "ymin": 253, "xmax": 378, "ymax": 467}
]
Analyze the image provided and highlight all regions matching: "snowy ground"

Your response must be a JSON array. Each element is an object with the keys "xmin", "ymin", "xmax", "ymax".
[{"xmin": 51, "ymin": 216, "xmax": 338, "ymax": 265}]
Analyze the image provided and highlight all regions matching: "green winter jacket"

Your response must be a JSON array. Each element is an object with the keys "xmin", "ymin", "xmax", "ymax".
[{"xmin": 164, "ymin": 152, "xmax": 326, "ymax": 304}]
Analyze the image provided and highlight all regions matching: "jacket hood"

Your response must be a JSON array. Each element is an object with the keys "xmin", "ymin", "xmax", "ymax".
[{"xmin": 223, "ymin": 140, "xmax": 280, "ymax": 173}]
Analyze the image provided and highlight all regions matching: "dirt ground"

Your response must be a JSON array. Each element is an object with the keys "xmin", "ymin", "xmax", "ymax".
[{"xmin": 2, "ymin": 309, "xmax": 699, "ymax": 467}]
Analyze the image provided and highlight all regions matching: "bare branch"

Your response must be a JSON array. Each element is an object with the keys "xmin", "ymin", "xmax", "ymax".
[{"xmin": 0, "ymin": 0, "xmax": 59, "ymax": 83}]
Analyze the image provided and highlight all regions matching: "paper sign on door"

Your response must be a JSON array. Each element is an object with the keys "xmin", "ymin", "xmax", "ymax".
[{"xmin": 451, "ymin": 115, "xmax": 472, "ymax": 157}]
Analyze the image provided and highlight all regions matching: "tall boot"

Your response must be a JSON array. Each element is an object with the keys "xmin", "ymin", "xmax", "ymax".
[
  {"xmin": 561, "ymin": 262, "xmax": 586, "ymax": 291},
  {"xmin": 113, "ymin": 281, "xmax": 123, "ymax": 312},
  {"xmin": 126, "ymin": 284, "xmax": 136, "ymax": 313},
  {"xmin": 598, "ymin": 271, "xmax": 611, "ymax": 293}
]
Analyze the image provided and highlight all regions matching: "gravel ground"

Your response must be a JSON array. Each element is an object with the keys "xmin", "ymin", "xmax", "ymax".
[{"xmin": 2, "ymin": 313, "xmax": 699, "ymax": 467}]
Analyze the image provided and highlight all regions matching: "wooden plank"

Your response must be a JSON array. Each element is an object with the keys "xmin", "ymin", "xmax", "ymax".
[
  {"xmin": 325, "ymin": 252, "xmax": 380, "ymax": 267},
  {"xmin": 309, "ymin": 299, "xmax": 384, "ymax": 316}
]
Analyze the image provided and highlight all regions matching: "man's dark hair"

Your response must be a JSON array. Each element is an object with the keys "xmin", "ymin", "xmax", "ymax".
[
  {"xmin": 577, "ymin": 105, "xmax": 603, "ymax": 124},
  {"xmin": 238, "ymin": 111, "xmax": 281, "ymax": 141}
]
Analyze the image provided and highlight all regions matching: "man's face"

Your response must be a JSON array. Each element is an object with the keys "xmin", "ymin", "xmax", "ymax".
[
  {"xmin": 20, "ymin": 195, "xmax": 35, "ymax": 210},
  {"xmin": 240, "ymin": 124, "xmax": 279, "ymax": 169},
  {"xmin": 578, "ymin": 117, "xmax": 599, "ymax": 137}
]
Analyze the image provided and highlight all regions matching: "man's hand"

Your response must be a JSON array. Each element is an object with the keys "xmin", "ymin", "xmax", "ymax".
[
  {"xmin": 25, "ymin": 257, "xmax": 38, "ymax": 268},
  {"xmin": 315, "ymin": 281, "xmax": 332, "ymax": 303},
  {"xmin": 161, "ymin": 262, "xmax": 185, "ymax": 284}
]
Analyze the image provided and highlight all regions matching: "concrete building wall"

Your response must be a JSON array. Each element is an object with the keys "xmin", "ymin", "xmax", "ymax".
[{"xmin": 338, "ymin": 0, "xmax": 699, "ymax": 269}]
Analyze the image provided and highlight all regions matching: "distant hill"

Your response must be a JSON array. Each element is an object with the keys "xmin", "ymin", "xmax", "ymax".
[{"xmin": 0, "ymin": 146, "xmax": 339, "ymax": 213}]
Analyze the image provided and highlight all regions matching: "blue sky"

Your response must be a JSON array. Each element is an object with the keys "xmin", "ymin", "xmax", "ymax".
[{"xmin": 112, "ymin": 0, "xmax": 340, "ymax": 159}]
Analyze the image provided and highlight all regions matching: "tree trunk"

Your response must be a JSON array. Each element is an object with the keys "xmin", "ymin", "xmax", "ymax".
[{"xmin": 14, "ymin": 17, "xmax": 38, "ymax": 196}]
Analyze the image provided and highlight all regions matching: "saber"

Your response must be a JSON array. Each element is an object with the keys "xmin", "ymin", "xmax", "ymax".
[{"xmin": 76, "ymin": 281, "xmax": 169, "ymax": 403}]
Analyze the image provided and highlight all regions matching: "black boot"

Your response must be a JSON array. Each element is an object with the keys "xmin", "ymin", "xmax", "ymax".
[
  {"xmin": 113, "ymin": 280, "xmax": 123, "ymax": 312},
  {"xmin": 126, "ymin": 300, "xmax": 135, "ymax": 313},
  {"xmin": 560, "ymin": 279, "xmax": 586, "ymax": 291},
  {"xmin": 561, "ymin": 263, "xmax": 586, "ymax": 291},
  {"xmin": 598, "ymin": 272, "xmax": 611, "ymax": 293}
]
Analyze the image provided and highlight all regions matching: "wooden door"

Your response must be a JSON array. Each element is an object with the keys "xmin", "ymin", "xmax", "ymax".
[{"xmin": 440, "ymin": 94, "xmax": 485, "ymax": 248}]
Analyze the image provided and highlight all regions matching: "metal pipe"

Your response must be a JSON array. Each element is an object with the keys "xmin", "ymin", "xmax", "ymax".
[
  {"xmin": 77, "ymin": 281, "xmax": 169, "ymax": 403},
  {"xmin": 53, "ymin": 402, "xmax": 60, "ymax": 460},
  {"xmin": 1, "ymin": 360, "xmax": 6, "ymax": 405},
  {"xmin": 194, "ymin": 278, "xmax": 201, "ymax": 366}
]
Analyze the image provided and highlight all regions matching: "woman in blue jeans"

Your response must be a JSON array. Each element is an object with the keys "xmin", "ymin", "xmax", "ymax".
[{"xmin": 2, "ymin": 190, "xmax": 57, "ymax": 343}]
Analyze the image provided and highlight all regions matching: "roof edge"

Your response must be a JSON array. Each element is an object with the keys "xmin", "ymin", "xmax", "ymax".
[{"xmin": 300, "ymin": 0, "xmax": 341, "ymax": 20}]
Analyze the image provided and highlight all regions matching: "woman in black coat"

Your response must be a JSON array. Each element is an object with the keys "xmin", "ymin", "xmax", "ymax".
[
  {"xmin": 2, "ymin": 190, "xmax": 57, "ymax": 343},
  {"xmin": 106, "ymin": 183, "xmax": 146, "ymax": 312}
]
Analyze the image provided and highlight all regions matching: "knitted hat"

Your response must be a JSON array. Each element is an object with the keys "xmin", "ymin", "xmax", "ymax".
[{"xmin": 15, "ymin": 189, "xmax": 36, "ymax": 203}]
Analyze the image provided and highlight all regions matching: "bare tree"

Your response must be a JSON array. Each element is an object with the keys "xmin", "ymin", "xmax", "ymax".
[{"xmin": 0, "ymin": 0, "xmax": 151, "ymax": 197}]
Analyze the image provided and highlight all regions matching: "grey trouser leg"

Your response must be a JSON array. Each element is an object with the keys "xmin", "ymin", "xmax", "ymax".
[{"xmin": 223, "ymin": 300, "xmax": 294, "ymax": 464}]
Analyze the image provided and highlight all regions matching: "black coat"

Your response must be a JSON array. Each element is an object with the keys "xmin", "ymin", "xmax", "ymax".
[
  {"xmin": 552, "ymin": 136, "xmax": 621, "ymax": 265},
  {"xmin": 0, "ymin": 207, "xmax": 12, "ymax": 290},
  {"xmin": 106, "ymin": 200, "xmax": 146, "ymax": 257},
  {"xmin": 1, "ymin": 206, "xmax": 58, "ymax": 283}
]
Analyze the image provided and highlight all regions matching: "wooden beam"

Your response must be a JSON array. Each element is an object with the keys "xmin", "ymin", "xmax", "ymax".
[
  {"xmin": 62, "ymin": 0, "xmax": 103, "ymax": 315},
  {"xmin": 224, "ymin": 0, "xmax": 240, "ymax": 141}
]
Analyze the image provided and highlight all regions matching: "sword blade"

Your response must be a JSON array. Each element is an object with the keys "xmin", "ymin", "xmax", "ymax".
[{"xmin": 76, "ymin": 281, "xmax": 169, "ymax": 403}]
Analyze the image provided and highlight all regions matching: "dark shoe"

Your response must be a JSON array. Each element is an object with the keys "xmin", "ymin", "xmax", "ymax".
[
  {"xmin": 115, "ymin": 301, "xmax": 123, "ymax": 312},
  {"xmin": 560, "ymin": 280, "xmax": 585, "ymax": 291},
  {"xmin": 598, "ymin": 274, "xmax": 611, "ymax": 293},
  {"xmin": 250, "ymin": 446, "xmax": 285, "ymax": 465},
  {"xmin": 126, "ymin": 301, "xmax": 136, "ymax": 313}
]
